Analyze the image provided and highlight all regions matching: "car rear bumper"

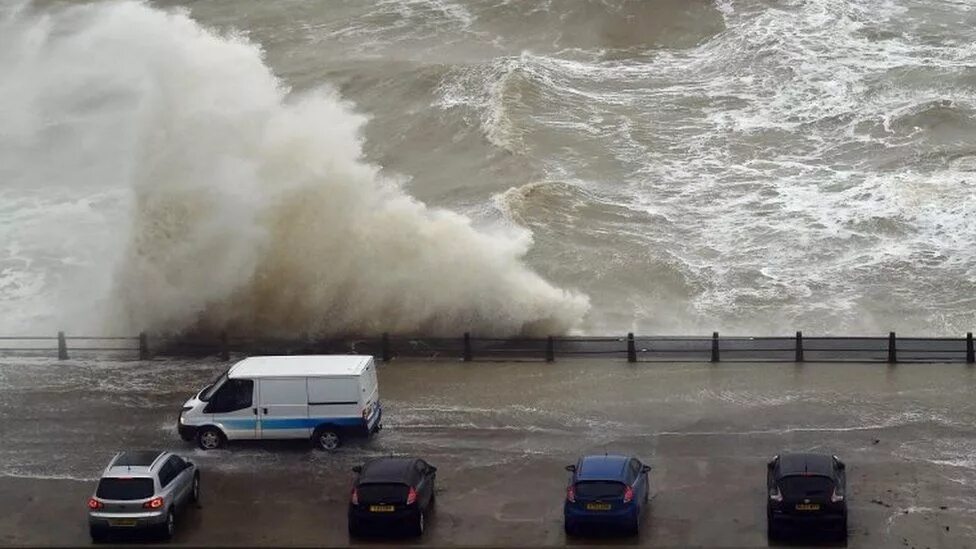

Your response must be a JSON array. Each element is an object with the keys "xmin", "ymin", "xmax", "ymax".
[
  {"xmin": 770, "ymin": 511, "xmax": 846, "ymax": 531},
  {"xmin": 89, "ymin": 510, "xmax": 166, "ymax": 530},
  {"xmin": 349, "ymin": 506, "xmax": 418, "ymax": 529},
  {"xmin": 564, "ymin": 504, "xmax": 638, "ymax": 527}
]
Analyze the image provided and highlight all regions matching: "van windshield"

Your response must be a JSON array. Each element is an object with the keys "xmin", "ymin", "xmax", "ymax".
[{"xmin": 200, "ymin": 371, "xmax": 229, "ymax": 402}]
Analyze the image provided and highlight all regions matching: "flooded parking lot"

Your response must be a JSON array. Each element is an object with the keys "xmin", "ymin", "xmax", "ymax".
[{"xmin": 0, "ymin": 357, "xmax": 974, "ymax": 547}]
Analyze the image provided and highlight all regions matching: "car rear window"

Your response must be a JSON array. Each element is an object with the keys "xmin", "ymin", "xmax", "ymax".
[
  {"xmin": 96, "ymin": 478, "xmax": 155, "ymax": 500},
  {"xmin": 780, "ymin": 475, "xmax": 833, "ymax": 497},
  {"xmin": 357, "ymin": 483, "xmax": 408, "ymax": 503},
  {"xmin": 574, "ymin": 481, "xmax": 626, "ymax": 499}
]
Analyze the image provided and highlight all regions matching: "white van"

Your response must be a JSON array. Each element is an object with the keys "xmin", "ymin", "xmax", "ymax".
[{"xmin": 178, "ymin": 355, "xmax": 382, "ymax": 451}]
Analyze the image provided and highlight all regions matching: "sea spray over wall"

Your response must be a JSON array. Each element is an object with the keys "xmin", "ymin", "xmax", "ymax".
[{"xmin": 0, "ymin": 2, "xmax": 588, "ymax": 336}]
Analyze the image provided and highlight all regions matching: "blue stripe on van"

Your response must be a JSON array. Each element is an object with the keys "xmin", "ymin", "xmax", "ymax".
[{"xmin": 222, "ymin": 417, "xmax": 364, "ymax": 430}]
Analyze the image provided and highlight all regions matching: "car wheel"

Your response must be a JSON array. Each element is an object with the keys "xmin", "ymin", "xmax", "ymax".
[
  {"xmin": 189, "ymin": 473, "xmax": 200, "ymax": 504},
  {"xmin": 312, "ymin": 427, "xmax": 341, "ymax": 451},
  {"xmin": 89, "ymin": 526, "xmax": 107, "ymax": 543},
  {"xmin": 347, "ymin": 518, "xmax": 360, "ymax": 538},
  {"xmin": 159, "ymin": 509, "xmax": 175, "ymax": 541},
  {"xmin": 767, "ymin": 519, "xmax": 778, "ymax": 541},
  {"xmin": 413, "ymin": 509, "xmax": 425, "ymax": 537},
  {"xmin": 196, "ymin": 427, "xmax": 224, "ymax": 450},
  {"xmin": 629, "ymin": 515, "xmax": 640, "ymax": 537},
  {"xmin": 837, "ymin": 517, "xmax": 848, "ymax": 542},
  {"xmin": 564, "ymin": 520, "xmax": 576, "ymax": 537},
  {"xmin": 430, "ymin": 490, "xmax": 436, "ymax": 508}
]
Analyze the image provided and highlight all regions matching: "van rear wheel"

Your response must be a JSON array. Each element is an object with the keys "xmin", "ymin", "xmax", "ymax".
[
  {"xmin": 312, "ymin": 427, "xmax": 341, "ymax": 451},
  {"xmin": 196, "ymin": 427, "xmax": 224, "ymax": 450}
]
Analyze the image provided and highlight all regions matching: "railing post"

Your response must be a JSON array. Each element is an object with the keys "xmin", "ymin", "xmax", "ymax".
[
  {"xmin": 381, "ymin": 332, "xmax": 392, "ymax": 363},
  {"xmin": 627, "ymin": 333, "xmax": 637, "ymax": 363},
  {"xmin": 57, "ymin": 331, "xmax": 68, "ymax": 360},
  {"xmin": 463, "ymin": 332, "xmax": 472, "ymax": 362},
  {"xmin": 795, "ymin": 331, "xmax": 804, "ymax": 362},
  {"xmin": 967, "ymin": 332, "xmax": 974, "ymax": 364},
  {"xmin": 220, "ymin": 331, "xmax": 230, "ymax": 361},
  {"xmin": 887, "ymin": 331, "xmax": 897, "ymax": 364},
  {"xmin": 546, "ymin": 336, "xmax": 555, "ymax": 363},
  {"xmin": 139, "ymin": 332, "xmax": 150, "ymax": 361},
  {"xmin": 711, "ymin": 332, "xmax": 720, "ymax": 363}
]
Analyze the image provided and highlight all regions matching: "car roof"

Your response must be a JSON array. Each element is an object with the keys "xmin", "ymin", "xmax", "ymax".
[
  {"xmin": 359, "ymin": 457, "xmax": 420, "ymax": 484},
  {"xmin": 104, "ymin": 450, "xmax": 168, "ymax": 476},
  {"xmin": 229, "ymin": 355, "xmax": 371, "ymax": 379},
  {"xmin": 775, "ymin": 453, "xmax": 836, "ymax": 477},
  {"xmin": 576, "ymin": 455, "xmax": 631, "ymax": 481}
]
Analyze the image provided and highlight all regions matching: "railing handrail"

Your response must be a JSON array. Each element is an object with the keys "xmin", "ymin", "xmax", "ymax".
[{"xmin": 0, "ymin": 330, "xmax": 972, "ymax": 365}]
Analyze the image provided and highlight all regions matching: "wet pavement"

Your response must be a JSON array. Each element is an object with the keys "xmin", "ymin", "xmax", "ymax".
[{"xmin": 0, "ymin": 357, "xmax": 974, "ymax": 547}]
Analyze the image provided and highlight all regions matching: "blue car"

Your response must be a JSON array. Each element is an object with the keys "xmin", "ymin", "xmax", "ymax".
[{"xmin": 563, "ymin": 454, "xmax": 651, "ymax": 536}]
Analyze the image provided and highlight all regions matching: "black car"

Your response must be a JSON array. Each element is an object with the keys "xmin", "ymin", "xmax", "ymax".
[
  {"xmin": 767, "ymin": 453, "xmax": 847, "ymax": 541},
  {"xmin": 347, "ymin": 457, "xmax": 436, "ymax": 537}
]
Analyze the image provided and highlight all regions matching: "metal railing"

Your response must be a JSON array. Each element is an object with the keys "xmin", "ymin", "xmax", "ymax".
[{"xmin": 0, "ymin": 331, "xmax": 974, "ymax": 364}]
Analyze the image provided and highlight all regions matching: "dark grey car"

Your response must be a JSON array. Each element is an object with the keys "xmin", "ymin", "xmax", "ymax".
[
  {"xmin": 87, "ymin": 451, "xmax": 200, "ymax": 542},
  {"xmin": 767, "ymin": 453, "xmax": 847, "ymax": 541}
]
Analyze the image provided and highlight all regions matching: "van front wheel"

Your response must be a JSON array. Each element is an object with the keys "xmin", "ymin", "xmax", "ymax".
[
  {"xmin": 312, "ymin": 427, "xmax": 341, "ymax": 451},
  {"xmin": 196, "ymin": 427, "xmax": 224, "ymax": 450}
]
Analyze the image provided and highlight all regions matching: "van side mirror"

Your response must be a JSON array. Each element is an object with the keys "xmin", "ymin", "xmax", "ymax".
[
  {"xmin": 767, "ymin": 460, "xmax": 776, "ymax": 470},
  {"xmin": 352, "ymin": 466, "xmax": 362, "ymax": 474},
  {"xmin": 836, "ymin": 461, "xmax": 846, "ymax": 471},
  {"xmin": 428, "ymin": 466, "xmax": 437, "ymax": 474},
  {"xmin": 641, "ymin": 465, "xmax": 651, "ymax": 473},
  {"xmin": 565, "ymin": 465, "xmax": 576, "ymax": 473}
]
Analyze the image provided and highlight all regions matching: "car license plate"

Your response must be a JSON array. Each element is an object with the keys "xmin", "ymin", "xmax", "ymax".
[
  {"xmin": 369, "ymin": 505, "xmax": 395, "ymax": 512},
  {"xmin": 586, "ymin": 503, "xmax": 611, "ymax": 511},
  {"xmin": 795, "ymin": 503, "xmax": 821, "ymax": 511},
  {"xmin": 108, "ymin": 519, "xmax": 137, "ymax": 527}
]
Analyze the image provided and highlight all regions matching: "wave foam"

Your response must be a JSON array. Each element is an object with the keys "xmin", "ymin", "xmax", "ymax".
[{"xmin": 0, "ymin": 2, "xmax": 588, "ymax": 337}]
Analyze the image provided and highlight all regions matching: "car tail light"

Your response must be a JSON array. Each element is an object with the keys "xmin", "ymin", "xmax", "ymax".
[
  {"xmin": 87, "ymin": 498, "xmax": 103, "ymax": 510},
  {"xmin": 350, "ymin": 487, "xmax": 359, "ymax": 505},
  {"xmin": 566, "ymin": 485, "xmax": 576, "ymax": 503},
  {"xmin": 831, "ymin": 488, "xmax": 845, "ymax": 503},
  {"xmin": 623, "ymin": 486, "xmax": 634, "ymax": 503},
  {"xmin": 769, "ymin": 486, "xmax": 783, "ymax": 502},
  {"xmin": 362, "ymin": 405, "xmax": 369, "ymax": 421},
  {"xmin": 406, "ymin": 487, "xmax": 418, "ymax": 505},
  {"xmin": 143, "ymin": 496, "xmax": 164, "ymax": 510}
]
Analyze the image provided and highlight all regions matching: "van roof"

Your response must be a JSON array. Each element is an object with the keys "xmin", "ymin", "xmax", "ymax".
[{"xmin": 228, "ymin": 355, "xmax": 372, "ymax": 378}]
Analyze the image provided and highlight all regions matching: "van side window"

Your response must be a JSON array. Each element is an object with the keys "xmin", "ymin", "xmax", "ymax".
[{"xmin": 204, "ymin": 379, "xmax": 253, "ymax": 413}]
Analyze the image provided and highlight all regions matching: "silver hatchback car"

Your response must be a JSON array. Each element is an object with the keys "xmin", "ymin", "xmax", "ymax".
[{"xmin": 87, "ymin": 450, "xmax": 200, "ymax": 542}]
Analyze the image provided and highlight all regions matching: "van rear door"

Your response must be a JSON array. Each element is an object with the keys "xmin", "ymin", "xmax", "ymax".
[
  {"xmin": 257, "ymin": 378, "xmax": 310, "ymax": 439},
  {"xmin": 360, "ymin": 359, "xmax": 380, "ymax": 430}
]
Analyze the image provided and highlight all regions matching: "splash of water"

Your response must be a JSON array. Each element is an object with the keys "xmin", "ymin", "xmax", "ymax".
[{"xmin": 0, "ymin": 1, "xmax": 588, "ymax": 337}]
